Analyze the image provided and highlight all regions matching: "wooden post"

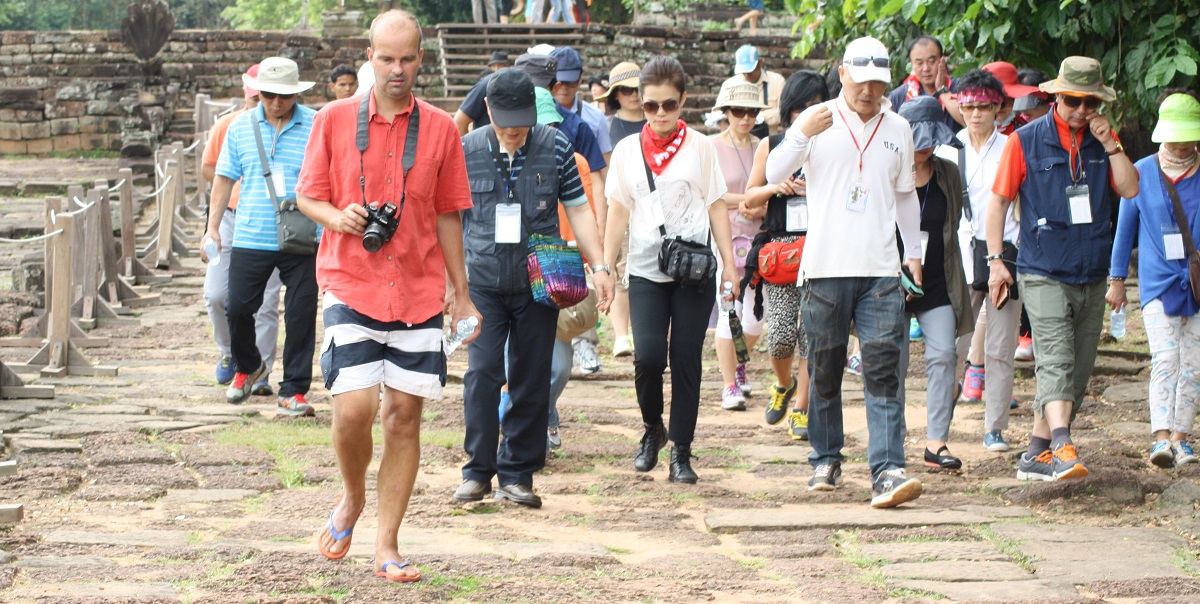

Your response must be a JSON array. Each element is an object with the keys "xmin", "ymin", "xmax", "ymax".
[
  {"xmin": 117, "ymin": 168, "xmax": 159, "ymax": 283},
  {"xmin": 194, "ymin": 93, "xmax": 211, "ymax": 134},
  {"xmin": 0, "ymin": 359, "xmax": 53, "ymax": 399},
  {"xmin": 157, "ymin": 159, "xmax": 179, "ymax": 269},
  {"xmin": 95, "ymin": 179, "xmax": 158, "ymax": 309}
]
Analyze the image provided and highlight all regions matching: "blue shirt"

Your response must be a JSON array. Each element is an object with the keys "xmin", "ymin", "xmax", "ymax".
[
  {"xmin": 568, "ymin": 94, "xmax": 613, "ymax": 155},
  {"xmin": 555, "ymin": 100, "xmax": 607, "ymax": 172},
  {"xmin": 216, "ymin": 103, "xmax": 316, "ymax": 251},
  {"xmin": 1111, "ymin": 155, "xmax": 1200, "ymax": 317}
]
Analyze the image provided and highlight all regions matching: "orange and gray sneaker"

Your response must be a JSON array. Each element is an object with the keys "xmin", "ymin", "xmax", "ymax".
[
  {"xmin": 1016, "ymin": 449, "xmax": 1054, "ymax": 481},
  {"xmin": 277, "ymin": 393, "xmax": 315, "ymax": 417},
  {"xmin": 1051, "ymin": 443, "xmax": 1088, "ymax": 480}
]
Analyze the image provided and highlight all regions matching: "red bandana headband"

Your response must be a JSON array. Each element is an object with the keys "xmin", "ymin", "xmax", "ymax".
[{"xmin": 956, "ymin": 88, "xmax": 1004, "ymax": 105}]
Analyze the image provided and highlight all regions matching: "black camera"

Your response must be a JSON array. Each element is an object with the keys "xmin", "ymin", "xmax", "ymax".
[{"xmin": 362, "ymin": 202, "xmax": 399, "ymax": 253}]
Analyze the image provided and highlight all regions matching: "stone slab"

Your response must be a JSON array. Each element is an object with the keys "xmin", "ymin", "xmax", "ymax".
[
  {"xmin": 991, "ymin": 523, "xmax": 1187, "ymax": 583},
  {"xmin": 14, "ymin": 555, "xmax": 117, "ymax": 568},
  {"xmin": 162, "ymin": 488, "xmax": 259, "ymax": 503},
  {"xmin": 135, "ymin": 420, "xmax": 205, "ymax": 433},
  {"xmin": 492, "ymin": 541, "xmax": 613, "ymax": 560},
  {"xmin": 0, "ymin": 400, "xmax": 70, "ymax": 414},
  {"xmin": 63, "ymin": 404, "xmax": 149, "ymax": 416},
  {"xmin": 705, "ymin": 505, "xmax": 1007, "ymax": 533},
  {"xmin": 739, "ymin": 445, "xmax": 810, "ymax": 464},
  {"xmin": 893, "ymin": 579, "xmax": 1080, "ymax": 601},
  {"xmin": 165, "ymin": 404, "xmax": 261, "ymax": 417},
  {"xmin": 24, "ymin": 424, "xmax": 116, "ymax": 439},
  {"xmin": 859, "ymin": 541, "xmax": 1008, "ymax": 564},
  {"xmin": 1107, "ymin": 421, "xmax": 1152, "ymax": 440},
  {"xmin": 1092, "ymin": 356, "xmax": 1146, "ymax": 376},
  {"xmin": 881, "ymin": 560, "xmax": 1032, "ymax": 582},
  {"xmin": 11, "ymin": 582, "xmax": 177, "ymax": 599},
  {"xmin": 43, "ymin": 529, "xmax": 190, "ymax": 548},
  {"xmin": 9, "ymin": 438, "xmax": 82, "ymax": 453},
  {"xmin": 0, "ymin": 504, "xmax": 22, "ymax": 523},
  {"xmin": 1103, "ymin": 382, "xmax": 1145, "ymax": 404}
]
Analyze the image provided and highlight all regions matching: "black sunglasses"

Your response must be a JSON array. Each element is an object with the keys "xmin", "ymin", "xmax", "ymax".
[
  {"xmin": 260, "ymin": 91, "xmax": 297, "ymax": 100},
  {"xmin": 843, "ymin": 57, "xmax": 890, "ymax": 68},
  {"xmin": 726, "ymin": 107, "xmax": 761, "ymax": 119},
  {"xmin": 614, "ymin": 86, "xmax": 638, "ymax": 96},
  {"xmin": 1059, "ymin": 95, "xmax": 1102, "ymax": 110},
  {"xmin": 643, "ymin": 98, "xmax": 680, "ymax": 114}
]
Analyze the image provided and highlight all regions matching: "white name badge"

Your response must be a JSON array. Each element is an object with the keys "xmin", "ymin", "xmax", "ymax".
[
  {"xmin": 846, "ymin": 182, "xmax": 869, "ymax": 214},
  {"xmin": 271, "ymin": 171, "xmax": 285, "ymax": 196},
  {"xmin": 786, "ymin": 197, "xmax": 808, "ymax": 232},
  {"xmin": 495, "ymin": 203, "xmax": 521, "ymax": 244},
  {"xmin": 646, "ymin": 190, "xmax": 665, "ymax": 230},
  {"xmin": 920, "ymin": 231, "xmax": 930, "ymax": 264},
  {"xmin": 1066, "ymin": 184, "xmax": 1092, "ymax": 224},
  {"xmin": 1164, "ymin": 225, "xmax": 1186, "ymax": 261}
]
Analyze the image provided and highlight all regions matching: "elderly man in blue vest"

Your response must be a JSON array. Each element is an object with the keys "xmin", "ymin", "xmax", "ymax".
[
  {"xmin": 454, "ymin": 68, "xmax": 613, "ymax": 508},
  {"xmin": 986, "ymin": 57, "xmax": 1139, "ymax": 481}
]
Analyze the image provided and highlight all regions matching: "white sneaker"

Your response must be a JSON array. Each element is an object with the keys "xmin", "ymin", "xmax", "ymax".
[
  {"xmin": 573, "ymin": 339, "xmax": 601, "ymax": 374},
  {"xmin": 735, "ymin": 363, "xmax": 753, "ymax": 397},
  {"xmin": 613, "ymin": 335, "xmax": 633, "ymax": 358},
  {"xmin": 720, "ymin": 384, "xmax": 745, "ymax": 411}
]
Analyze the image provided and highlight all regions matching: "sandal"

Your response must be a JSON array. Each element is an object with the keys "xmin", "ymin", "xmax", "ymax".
[
  {"xmin": 376, "ymin": 560, "xmax": 421, "ymax": 583},
  {"xmin": 924, "ymin": 446, "xmax": 963, "ymax": 470},
  {"xmin": 317, "ymin": 495, "xmax": 357, "ymax": 560}
]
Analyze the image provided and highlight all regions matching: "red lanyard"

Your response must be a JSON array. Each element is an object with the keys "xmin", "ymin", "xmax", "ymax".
[{"xmin": 835, "ymin": 105, "xmax": 886, "ymax": 175}]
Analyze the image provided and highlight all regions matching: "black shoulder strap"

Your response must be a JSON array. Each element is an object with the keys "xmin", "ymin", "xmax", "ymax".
[
  {"xmin": 762, "ymin": 80, "xmax": 769, "ymax": 105},
  {"xmin": 356, "ymin": 92, "xmax": 420, "ymax": 214},
  {"xmin": 959, "ymin": 145, "xmax": 972, "ymax": 222},
  {"xmin": 250, "ymin": 111, "xmax": 279, "ymax": 210}
]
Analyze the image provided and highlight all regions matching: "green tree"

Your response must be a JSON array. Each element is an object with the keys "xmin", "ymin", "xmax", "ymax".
[{"xmin": 785, "ymin": 0, "xmax": 1199, "ymax": 129}]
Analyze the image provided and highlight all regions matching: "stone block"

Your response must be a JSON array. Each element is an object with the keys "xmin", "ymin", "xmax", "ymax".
[
  {"xmin": 26, "ymin": 138, "xmax": 51, "ymax": 154},
  {"xmin": 51, "ymin": 133, "xmax": 81, "ymax": 152},
  {"xmin": 81, "ymin": 135, "xmax": 108, "ymax": 151},
  {"xmin": 0, "ymin": 122, "xmax": 21, "ymax": 140},
  {"xmin": 49, "ymin": 118, "xmax": 79, "ymax": 136},
  {"xmin": 0, "ymin": 140, "xmax": 27, "ymax": 155},
  {"xmin": 28, "ymin": 43, "xmax": 52, "ymax": 53},
  {"xmin": 19, "ymin": 121, "xmax": 49, "ymax": 139}
]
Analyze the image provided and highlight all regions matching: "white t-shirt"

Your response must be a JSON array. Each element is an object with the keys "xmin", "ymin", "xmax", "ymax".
[
  {"xmin": 765, "ymin": 95, "xmax": 919, "ymax": 281},
  {"xmin": 936, "ymin": 128, "xmax": 1020, "ymax": 279},
  {"xmin": 606, "ymin": 128, "xmax": 728, "ymax": 283}
]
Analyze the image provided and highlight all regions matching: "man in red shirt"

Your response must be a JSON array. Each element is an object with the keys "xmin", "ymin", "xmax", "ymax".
[{"xmin": 296, "ymin": 9, "xmax": 477, "ymax": 584}]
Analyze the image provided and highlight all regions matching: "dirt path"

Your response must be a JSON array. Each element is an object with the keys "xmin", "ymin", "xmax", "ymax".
[{"xmin": 0, "ymin": 161, "xmax": 1198, "ymax": 603}]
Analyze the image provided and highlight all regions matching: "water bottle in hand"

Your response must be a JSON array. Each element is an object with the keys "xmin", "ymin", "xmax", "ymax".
[
  {"xmin": 1110, "ymin": 308, "xmax": 1126, "ymax": 339},
  {"xmin": 723, "ymin": 282, "xmax": 750, "ymax": 364},
  {"xmin": 203, "ymin": 237, "xmax": 220, "ymax": 266},
  {"xmin": 444, "ymin": 316, "xmax": 479, "ymax": 356}
]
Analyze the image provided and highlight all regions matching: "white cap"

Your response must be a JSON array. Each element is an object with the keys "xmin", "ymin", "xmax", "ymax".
[
  {"xmin": 527, "ymin": 43, "xmax": 555, "ymax": 56},
  {"xmin": 842, "ymin": 37, "xmax": 892, "ymax": 84}
]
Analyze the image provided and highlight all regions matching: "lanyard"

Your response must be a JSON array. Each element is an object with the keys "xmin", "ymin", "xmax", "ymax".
[
  {"xmin": 356, "ymin": 92, "xmax": 420, "ymax": 216},
  {"xmin": 1068, "ymin": 133, "xmax": 1085, "ymax": 185},
  {"xmin": 487, "ymin": 129, "xmax": 525, "ymax": 201},
  {"xmin": 835, "ymin": 105, "xmax": 886, "ymax": 176}
]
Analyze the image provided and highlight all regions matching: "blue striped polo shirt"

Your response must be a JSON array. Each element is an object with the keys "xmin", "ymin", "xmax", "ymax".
[{"xmin": 216, "ymin": 103, "xmax": 316, "ymax": 251}]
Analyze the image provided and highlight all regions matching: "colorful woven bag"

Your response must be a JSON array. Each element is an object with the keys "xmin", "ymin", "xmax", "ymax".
[{"xmin": 527, "ymin": 233, "xmax": 589, "ymax": 309}]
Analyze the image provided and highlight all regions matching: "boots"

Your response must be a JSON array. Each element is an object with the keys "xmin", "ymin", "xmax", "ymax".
[
  {"xmin": 634, "ymin": 421, "xmax": 667, "ymax": 472},
  {"xmin": 669, "ymin": 444, "xmax": 698, "ymax": 484}
]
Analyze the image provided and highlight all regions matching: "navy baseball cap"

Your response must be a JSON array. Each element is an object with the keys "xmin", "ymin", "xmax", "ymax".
[
  {"xmin": 550, "ymin": 46, "xmax": 583, "ymax": 83},
  {"xmin": 514, "ymin": 54, "xmax": 558, "ymax": 88},
  {"xmin": 486, "ymin": 68, "xmax": 537, "ymax": 128}
]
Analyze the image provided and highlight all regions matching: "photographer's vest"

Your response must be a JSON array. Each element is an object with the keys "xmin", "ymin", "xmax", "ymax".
[
  {"xmin": 462, "ymin": 124, "xmax": 562, "ymax": 294},
  {"xmin": 1013, "ymin": 113, "xmax": 1112, "ymax": 284}
]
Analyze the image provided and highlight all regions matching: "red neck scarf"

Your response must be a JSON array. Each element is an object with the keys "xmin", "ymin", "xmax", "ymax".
[
  {"xmin": 641, "ymin": 120, "xmax": 688, "ymax": 175},
  {"xmin": 904, "ymin": 73, "xmax": 952, "ymax": 103}
]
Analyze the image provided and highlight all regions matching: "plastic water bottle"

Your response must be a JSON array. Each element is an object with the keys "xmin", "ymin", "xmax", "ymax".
[
  {"xmin": 1110, "ymin": 308, "xmax": 1126, "ymax": 339},
  {"xmin": 444, "ymin": 316, "xmax": 479, "ymax": 356},
  {"xmin": 202, "ymin": 237, "xmax": 220, "ymax": 266},
  {"xmin": 722, "ymin": 282, "xmax": 750, "ymax": 364}
]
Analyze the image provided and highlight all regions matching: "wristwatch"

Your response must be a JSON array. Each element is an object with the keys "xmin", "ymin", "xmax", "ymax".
[
  {"xmin": 985, "ymin": 253, "xmax": 1005, "ymax": 262},
  {"xmin": 592, "ymin": 264, "xmax": 611, "ymax": 274},
  {"xmin": 1106, "ymin": 142, "xmax": 1124, "ymax": 156},
  {"xmin": 1108, "ymin": 276, "xmax": 1125, "ymax": 284},
  {"xmin": 935, "ymin": 86, "xmax": 952, "ymax": 97}
]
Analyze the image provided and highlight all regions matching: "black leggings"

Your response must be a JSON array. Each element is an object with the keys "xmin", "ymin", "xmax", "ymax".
[{"xmin": 628, "ymin": 276, "xmax": 717, "ymax": 446}]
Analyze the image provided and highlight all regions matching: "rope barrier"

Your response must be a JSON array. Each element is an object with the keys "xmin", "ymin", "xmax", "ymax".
[
  {"xmin": 71, "ymin": 196, "xmax": 96, "ymax": 211},
  {"xmin": 131, "ymin": 175, "xmax": 173, "ymax": 198},
  {"xmin": 183, "ymin": 140, "xmax": 200, "ymax": 153},
  {"xmin": 155, "ymin": 163, "xmax": 165, "ymax": 179},
  {"xmin": 111, "ymin": 179, "xmax": 127, "ymax": 191},
  {"xmin": 0, "ymin": 229, "xmax": 64, "ymax": 244}
]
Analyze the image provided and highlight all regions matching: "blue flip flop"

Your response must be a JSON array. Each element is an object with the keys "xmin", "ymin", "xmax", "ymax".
[
  {"xmin": 317, "ymin": 496, "xmax": 355, "ymax": 560},
  {"xmin": 375, "ymin": 560, "xmax": 421, "ymax": 583}
]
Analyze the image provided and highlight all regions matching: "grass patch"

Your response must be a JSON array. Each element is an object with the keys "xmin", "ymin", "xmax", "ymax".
[
  {"xmin": 418, "ymin": 572, "xmax": 483, "ymax": 598},
  {"xmin": 300, "ymin": 576, "xmax": 349, "ymax": 602},
  {"xmin": 422, "ymin": 429, "xmax": 463, "ymax": 449},
  {"xmin": 187, "ymin": 531, "xmax": 205, "ymax": 545},
  {"xmin": 1171, "ymin": 548, "xmax": 1200, "ymax": 577},
  {"xmin": 213, "ymin": 421, "xmax": 336, "ymax": 488},
  {"xmin": 669, "ymin": 491, "xmax": 702, "ymax": 504},
  {"xmin": 572, "ymin": 411, "xmax": 591, "ymax": 425},
  {"xmin": 975, "ymin": 524, "xmax": 1039, "ymax": 572},
  {"xmin": 736, "ymin": 557, "xmax": 766, "ymax": 569},
  {"xmin": 48, "ymin": 149, "xmax": 121, "ymax": 160},
  {"xmin": 240, "ymin": 493, "xmax": 270, "ymax": 514},
  {"xmin": 604, "ymin": 545, "xmax": 632, "ymax": 555}
]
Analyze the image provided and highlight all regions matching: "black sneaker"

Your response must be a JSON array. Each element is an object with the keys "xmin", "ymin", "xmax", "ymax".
[
  {"xmin": 765, "ymin": 375, "xmax": 797, "ymax": 426},
  {"xmin": 870, "ymin": 468, "xmax": 923, "ymax": 508},
  {"xmin": 807, "ymin": 461, "xmax": 843, "ymax": 491}
]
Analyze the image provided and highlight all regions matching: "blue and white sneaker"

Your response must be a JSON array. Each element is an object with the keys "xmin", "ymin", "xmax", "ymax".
[
  {"xmin": 983, "ymin": 430, "xmax": 1010, "ymax": 452},
  {"xmin": 215, "ymin": 354, "xmax": 236, "ymax": 385},
  {"xmin": 1150, "ymin": 439, "xmax": 1176, "ymax": 469},
  {"xmin": 1173, "ymin": 441, "xmax": 1198, "ymax": 465}
]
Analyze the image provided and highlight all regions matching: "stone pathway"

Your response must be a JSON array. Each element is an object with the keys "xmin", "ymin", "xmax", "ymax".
[{"xmin": 0, "ymin": 164, "xmax": 1198, "ymax": 603}]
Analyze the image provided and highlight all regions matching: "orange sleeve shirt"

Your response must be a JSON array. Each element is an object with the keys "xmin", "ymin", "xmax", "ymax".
[
  {"xmin": 296, "ymin": 94, "xmax": 474, "ymax": 324},
  {"xmin": 992, "ymin": 110, "xmax": 1126, "ymax": 200},
  {"xmin": 203, "ymin": 110, "xmax": 243, "ymax": 210},
  {"xmin": 557, "ymin": 152, "xmax": 597, "ymax": 247}
]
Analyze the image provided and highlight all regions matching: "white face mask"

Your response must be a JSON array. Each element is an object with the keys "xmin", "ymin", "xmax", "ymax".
[{"xmin": 995, "ymin": 113, "xmax": 1015, "ymax": 128}]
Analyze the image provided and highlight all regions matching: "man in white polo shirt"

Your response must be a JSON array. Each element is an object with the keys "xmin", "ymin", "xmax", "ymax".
[{"xmin": 765, "ymin": 36, "xmax": 924, "ymax": 508}]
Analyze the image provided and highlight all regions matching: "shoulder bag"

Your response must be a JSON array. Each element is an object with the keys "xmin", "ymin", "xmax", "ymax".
[
  {"xmin": 643, "ymin": 140, "xmax": 718, "ymax": 287},
  {"xmin": 1158, "ymin": 157, "xmax": 1200, "ymax": 304}
]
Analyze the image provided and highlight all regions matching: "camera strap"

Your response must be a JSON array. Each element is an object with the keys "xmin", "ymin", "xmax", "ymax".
[{"xmin": 356, "ymin": 92, "xmax": 420, "ymax": 222}]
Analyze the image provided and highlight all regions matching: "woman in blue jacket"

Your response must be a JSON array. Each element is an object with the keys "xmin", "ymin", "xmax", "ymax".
[{"xmin": 1108, "ymin": 93, "xmax": 1200, "ymax": 468}]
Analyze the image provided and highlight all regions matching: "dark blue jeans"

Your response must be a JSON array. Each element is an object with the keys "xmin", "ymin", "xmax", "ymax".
[{"xmin": 801, "ymin": 276, "xmax": 907, "ymax": 479}]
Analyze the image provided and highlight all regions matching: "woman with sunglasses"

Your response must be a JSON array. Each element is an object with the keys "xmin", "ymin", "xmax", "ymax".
[
  {"xmin": 741, "ymin": 70, "xmax": 830, "ymax": 439},
  {"xmin": 710, "ymin": 83, "xmax": 769, "ymax": 412},
  {"xmin": 600, "ymin": 55, "xmax": 738, "ymax": 484}
]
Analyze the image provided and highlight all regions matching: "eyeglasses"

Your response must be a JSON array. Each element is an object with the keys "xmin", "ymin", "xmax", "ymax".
[
  {"xmin": 959, "ymin": 104, "xmax": 997, "ymax": 113},
  {"xmin": 726, "ymin": 107, "xmax": 760, "ymax": 119},
  {"xmin": 843, "ymin": 57, "xmax": 890, "ymax": 69},
  {"xmin": 642, "ymin": 98, "xmax": 680, "ymax": 114},
  {"xmin": 260, "ymin": 91, "xmax": 297, "ymax": 101},
  {"xmin": 614, "ymin": 86, "xmax": 638, "ymax": 96},
  {"xmin": 1059, "ymin": 95, "xmax": 1102, "ymax": 110}
]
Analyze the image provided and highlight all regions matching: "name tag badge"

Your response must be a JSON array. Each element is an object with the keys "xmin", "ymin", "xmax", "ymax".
[
  {"xmin": 270, "ymin": 171, "xmax": 286, "ymax": 196},
  {"xmin": 1066, "ymin": 184, "xmax": 1092, "ymax": 224},
  {"xmin": 920, "ymin": 231, "xmax": 930, "ymax": 264},
  {"xmin": 846, "ymin": 182, "xmax": 869, "ymax": 214},
  {"xmin": 646, "ymin": 190, "xmax": 666, "ymax": 229},
  {"xmin": 1164, "ymin": 225, "xmax": 1186, "ymax": 261},
  {"xmin": 495, "ymin": 203, "xmax": 521, "ymax": 244},
  {"xmin": 786, "ymin": 197, "xmax": 808, "ymax": 232}
]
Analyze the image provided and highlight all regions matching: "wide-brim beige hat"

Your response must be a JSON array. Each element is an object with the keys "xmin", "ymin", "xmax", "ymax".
[
  {"xmin": 596, "ymin": 62, "xmax": 640, "ymax": 100},
  {"xmin": 1038, "ymin": 56, "xmax": 1116, "ymax": 103},
  {"xmin": 242, "ymin": 56, "xmax": 316, "ymax": 96},
  {"xmin": 714, "ymin": 82, "xmax": 768, "ymax": 110}
]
